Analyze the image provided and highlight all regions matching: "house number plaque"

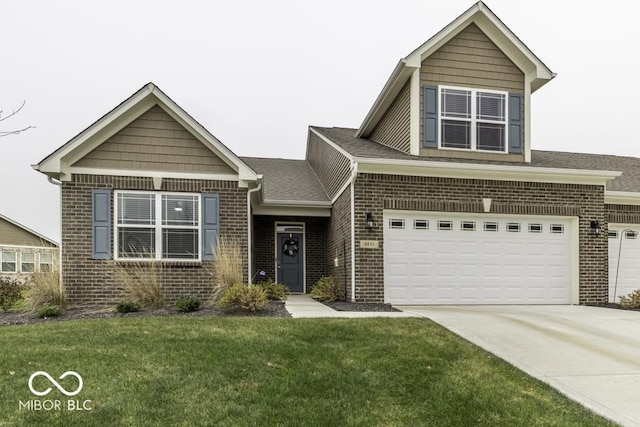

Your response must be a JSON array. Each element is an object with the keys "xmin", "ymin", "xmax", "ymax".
[{"xmin": 359, "ymin": 240, "xmax": 379, "ymax": 249}]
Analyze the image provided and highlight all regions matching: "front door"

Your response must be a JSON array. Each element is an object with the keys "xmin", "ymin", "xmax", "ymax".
[{"xmin": 276, "ymin": 230, "xmax": 304, "ymax": 293}]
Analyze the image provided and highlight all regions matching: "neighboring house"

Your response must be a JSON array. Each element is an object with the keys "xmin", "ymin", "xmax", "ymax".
[
  {"xmin": 0, "ymin": 213, "xmax": 58, "ymax": 282},
  {"xmin": 33, "ymin": 1, "xmax": 640, "ymax": 305}
]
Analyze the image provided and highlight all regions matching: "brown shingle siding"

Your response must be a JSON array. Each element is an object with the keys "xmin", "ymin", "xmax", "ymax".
[
  {"xmin": 370, "ymin": 80, "xmax": 411, "ymax": 153},
  {"xmin": 307, "ymin": 131, "xmax": 352, "ymax": 199}
]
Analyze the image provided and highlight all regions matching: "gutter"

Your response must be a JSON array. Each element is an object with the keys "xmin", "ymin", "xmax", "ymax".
[
  {"xmin": 349, "ymin": 161, "xmax": 358, "ymax": 301},
  {"xmin": 46, "ymin": 176, "xmax": 64, "ymax": 298},
  {"xmin": 246, "ymin": 176, "xmax": 263, "ymax": 284}
]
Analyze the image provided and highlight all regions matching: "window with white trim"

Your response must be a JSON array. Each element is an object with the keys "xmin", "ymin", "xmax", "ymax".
[
  {"xmin": 39, "ymin": 253, "xmax": 54, "ymax": 272},
  {"xmin": 440, "ymin": 86, "xmax": 507, "ymax": 152},
  {"xmin": 1, "ymin": 251, "xmax": 17, "ymax": 273},
  {"xmin": 21, "ymin": 253, "xmax": 35, "ymax": 273},
  {"xmin": 115, "ymin": 191, "xmax": 200, "ymax": 260}
]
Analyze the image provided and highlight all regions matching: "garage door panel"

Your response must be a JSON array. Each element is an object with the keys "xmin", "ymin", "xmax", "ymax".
[
  {"xmin": 608, "ymin": 225, "xmax": 640, "ymax": 303},
  {"xmin": 384, "ymin": 213, "xmax": 573, "ymax": 305}
]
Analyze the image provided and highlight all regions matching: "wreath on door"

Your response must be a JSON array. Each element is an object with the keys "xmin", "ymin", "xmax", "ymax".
[{"xmin": 282, "ymin": 238, "xmax": 299, "ymax": 257}]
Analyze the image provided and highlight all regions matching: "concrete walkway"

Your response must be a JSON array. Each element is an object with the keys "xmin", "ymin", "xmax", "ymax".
[
  {"xmin": 284, "ymin": 294, "xmax": 417, "ymax": 318},
  {"xmin": 402, "ymin": 305, "xmax": 640, "ymax": 427}
]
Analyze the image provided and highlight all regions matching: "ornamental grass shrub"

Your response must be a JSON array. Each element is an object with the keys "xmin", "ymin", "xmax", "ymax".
[
  {"xmin": 219, "ymin": 284, "xmax": 268, "ymax": 312},
  {"xmin": 208, "ymin": 237, "xmax": 244, "ymax": 304},
  {"xmin": 112, "ymin": 250, "xmax": 166, "ymax": 309},
  {"xmin": 310, "ymin": 276, "xmax": 344, "ymax": 302},
  {"xmin": 26, "ymin": 270, "xmax": 66, "ymax": 312}
]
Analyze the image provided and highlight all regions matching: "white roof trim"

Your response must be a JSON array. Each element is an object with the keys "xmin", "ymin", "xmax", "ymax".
[
  {"xmin": 67, "ymin": 167, "xmax": 241, "ymax": 182},
  {"xmin": 605, "ymin": 191, "xmax": 640, "ymax": 206},
  {"xmin": 34, "ymin": 83, "xmax": 257, "ymax": 182},
  {"xmin": 0, "ymin": 213, "xmax": 59, "ymax": 247},
  {"xmin": 354, "ymin": 157, "xmax": 621, "ymax": 186}
]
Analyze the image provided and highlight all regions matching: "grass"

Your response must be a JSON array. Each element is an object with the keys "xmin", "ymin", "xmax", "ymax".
[{"xmin": 0, "ymin": 318, "xmax": 614, "ymax": 427}]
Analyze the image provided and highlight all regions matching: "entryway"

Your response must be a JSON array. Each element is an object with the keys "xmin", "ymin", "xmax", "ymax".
[{"xmin": 276, "ymin": 224, "xmax": 304, "ymax": 293}]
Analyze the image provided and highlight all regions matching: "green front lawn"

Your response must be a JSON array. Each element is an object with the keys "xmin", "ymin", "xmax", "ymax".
[{"xmin": 0, "ymin": 318, "xmax": 614, "ymax": 426}]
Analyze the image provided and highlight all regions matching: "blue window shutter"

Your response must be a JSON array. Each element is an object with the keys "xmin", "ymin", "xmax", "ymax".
[
  {"xmin": 509, "ymin": 93, "xmax": 523, "ymax": 154},
  {"xmin": 423, "ymin": 85, "xmax": 438, "ymax": 148},
  {"xmin": 92, "ymin": 189, "xmax": 111, "ymax": 260},
  {"xmin": 202, "ymin": 194, "xmax": 220, "ymax": 261}
]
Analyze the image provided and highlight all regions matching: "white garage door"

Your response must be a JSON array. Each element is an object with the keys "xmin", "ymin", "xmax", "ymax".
[
  {"xmin": 608, "ymin": 225, "xmax": 640, "ymax": 303},
  {"xmin": 384, "ymin": 212, "xmax": 574, "ymax": 305}
]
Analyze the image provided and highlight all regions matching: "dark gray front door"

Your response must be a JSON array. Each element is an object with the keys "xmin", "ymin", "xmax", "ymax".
[{"xmin": 277, "ymin": 232, "xmax": 304, "ymax": 293}]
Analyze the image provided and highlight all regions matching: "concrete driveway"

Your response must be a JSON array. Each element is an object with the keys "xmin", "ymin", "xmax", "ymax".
[{"xmin": 400, "ymin": 305, "xmax": 640, "ymax": 427}]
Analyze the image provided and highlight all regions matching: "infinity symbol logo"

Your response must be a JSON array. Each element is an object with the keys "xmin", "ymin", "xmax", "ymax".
[{"xmin": 28, "ymin": 371, "xmax": 83, "ymax": 397}]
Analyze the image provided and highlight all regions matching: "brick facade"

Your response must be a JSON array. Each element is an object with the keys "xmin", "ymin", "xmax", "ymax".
[
  {"xmin": 606, "ymin": 204, "xmax": 640, "ymax": 225},
  {"xmin": 253, "ymin": 215, "xmax": 327, "ymax": 291},
  {"xmin": 325, "ymin": 186, "xmax": 352, "ymax": 300},
  {"xmin": 61, "ymin": 174, "xmax": 248, "ymax": 305},
  {"xmin": 352, "ymin": 173, "xmax": 607, "ymax": 304}
]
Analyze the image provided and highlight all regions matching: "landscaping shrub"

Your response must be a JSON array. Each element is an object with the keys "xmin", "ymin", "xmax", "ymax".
[
  {"xmin": 26, "ymin": 270, "xmax": 66, "ymax": 312},
  {"xmin": 176, "ymin": 295, "xmax": 201, "ymax": 312},
  {"xmin": 619, "ymin": 289, "xmax": 640, "ymax": 309},
  {"xmin": 0, "ymin": 276, "xmax": 24, "ymax": 310},
  {"xmin": 258, "ymin": 280, "xmax": 287, "ymax": 301},
  {"xmin": 37, "ymin": 304, "xmax": 62, "ymax": 318},
  {"xmin": 310, "ymin": 276, "xmax": 344, "ymax": 302},
  {"xmin": 209, "ymin": 237, "xmax": 244, "ymax": 304},
  {"xmin": 113, "ymin": 257, "xmax": 165, "ymax": 309},
  {"xmin": 219, "ymin": 284, "xmax": 268, "ymax": 312},
  {"xmin": 116, "ymin": 300, "xmax": 141, "ymax": 313}
]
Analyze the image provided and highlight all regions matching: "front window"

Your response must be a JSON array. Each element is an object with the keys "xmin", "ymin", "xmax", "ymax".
[
  {"xmin": 440, "ymin": 87, "xmax": 507, "ymax": 152},
  {"xmin": 1, "ymin": 251, "xmax": 17, "ymax": 273},
  {"xmin": 21, "ymin": 253, "xmax": 35, "ymax": 273},
  {"xmin": 39, "ymin": 253, "xmax": 54, "ymax": 272},
  {"xmin": 115, "ymin": 191, "xmax": 200, "ymax": 261}
]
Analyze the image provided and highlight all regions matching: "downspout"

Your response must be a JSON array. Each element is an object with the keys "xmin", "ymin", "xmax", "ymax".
[
  {"xmin": 246, "ymin": 176, "xmax": 263, "ymax": 284},
  {"xmin": 46, "ymin": 176, "xmax": 64, "ymax": 296},
  {"xmin": 349, "ymin": 161, "xmax": 358, "ymax": 302}
]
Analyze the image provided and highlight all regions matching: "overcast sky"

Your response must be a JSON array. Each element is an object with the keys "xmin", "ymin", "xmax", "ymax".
[{"xmin": 1, "ymin": 0, "xmax": 637, "ymax": 242}]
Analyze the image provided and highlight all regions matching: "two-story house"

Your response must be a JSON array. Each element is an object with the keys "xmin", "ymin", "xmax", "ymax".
[{"xmin": 33, "ymin": 2, "xmax": 640, "ymax": 305}]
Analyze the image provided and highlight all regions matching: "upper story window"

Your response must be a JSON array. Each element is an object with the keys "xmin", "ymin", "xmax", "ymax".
[
  {"xmin": 440, "ymin": 87, "xmax": 506, "ymax": 152},
  {"xmin": 115, "ymin": 191, "xmax": 200, "ymax": 261},
  {"xmin": 423, "ymin": 85, "xmax": 522, "ymax": 154}
]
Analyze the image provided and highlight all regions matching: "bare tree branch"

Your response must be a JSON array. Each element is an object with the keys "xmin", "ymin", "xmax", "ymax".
[{"xmin": 0, "ymin": 101, "xmax": 35, "ymax": 137}]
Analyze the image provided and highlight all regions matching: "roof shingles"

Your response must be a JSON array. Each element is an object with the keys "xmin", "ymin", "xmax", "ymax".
[{"xmin": 311, "ymin": 126, "xmax": 640, "ymax": 193}]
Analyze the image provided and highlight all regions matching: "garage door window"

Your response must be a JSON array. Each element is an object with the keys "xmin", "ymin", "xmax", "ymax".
[
  {"xmin": 413, "ymin": 220, "xmax": 428, "ymax": 230},
  {"xmin": 626, "ymin": 231, "xmax": 637, "ymax": 239},
  {"xmin": 438, "ymin": 220, "xmax": 453, "ymax": 230},
  {"xmin": 551, "ymin": 224, "xmax": 564, "ymax": 234},
  {"xmin": 529, "ymin": 224, "xmax": 542, "ymax": 233},
  {"xmin": 608, "ymin": 231, "xmax": 618, "ymax": 238},
  {"xmin": 507, "ymin": 222, "xmax": 521, "ymax": 232},
  {"xmin": 389, "ymin": 219, "xmax": 405, "ymax": 229},
  {"xmin": 461, "ymin": 221, "xmax": 476, "ymax": 231},
  {"xmin": 484, "ymin": 222, "xmax": 498, "ymax": 232}
]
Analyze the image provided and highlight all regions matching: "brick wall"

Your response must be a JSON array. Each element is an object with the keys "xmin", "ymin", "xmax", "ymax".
[
  {"xmin": 326, "ymin": 186, "xmax": 352, "ymax": 300},
  {"xmin": 253, "ymin": 215, "xmax": 327, "ymax": 291},
  {"xmin": 61, "ymin": 174, "xmax": 248, "ymax": 305},
  {"xmin": 353, "ymin": 173, "xmax": 607, "ymax": 304},
  {"xmin": 606, "ymin": 204, "xmax": 640, "ymax": 225}
]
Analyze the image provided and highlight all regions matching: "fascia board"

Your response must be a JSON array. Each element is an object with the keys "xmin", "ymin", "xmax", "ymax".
[
  {"xmin": 67, "ymin": 167, "xmax": 240, "ymax": 183},
  {"xmin": 355, "ymin": 157, "xmax": 621, "ymax": 186},
  {"xmin": 260, "ymin": 199, "xmax": 332, "ymax": 208},
  {"xmin": 252, "ymin": 205, "xmax": 331, "ymax": 217},
  {"xmin": 605, "ymin": 191, "xmax": 640, "ymax": 206}
]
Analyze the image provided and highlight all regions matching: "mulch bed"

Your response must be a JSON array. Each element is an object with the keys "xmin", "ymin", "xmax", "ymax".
[
  {"xmin": 321, "ymin": 301, "xmax": 401, "ymax": 312},
  {"xmin": 0, "ymin": 300, "xmax": 290, "ymax": 327}
]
